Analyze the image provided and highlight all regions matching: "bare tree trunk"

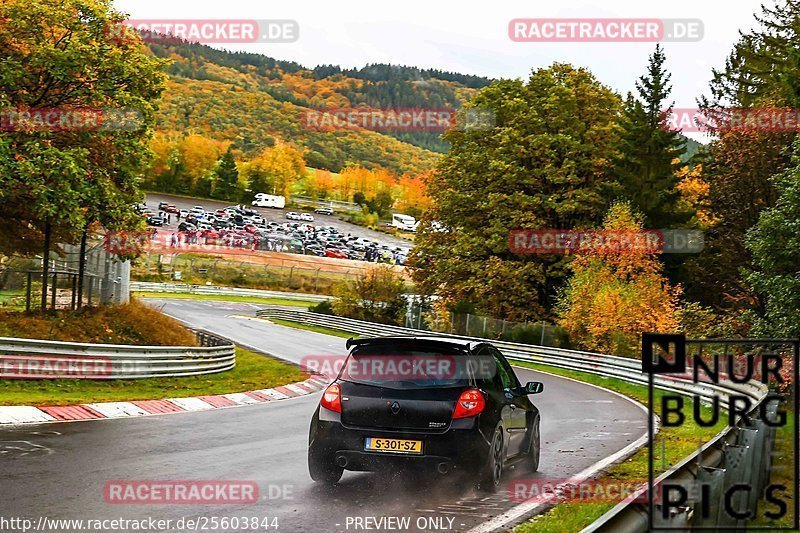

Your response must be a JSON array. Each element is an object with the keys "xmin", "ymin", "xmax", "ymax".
[
  {"xmin": 76, "ymin": 226, "xmax": 88, "ymax": 309},
  {"xmin": 41, "ymin": 218, "xmax": 51, "ymax": 312}
]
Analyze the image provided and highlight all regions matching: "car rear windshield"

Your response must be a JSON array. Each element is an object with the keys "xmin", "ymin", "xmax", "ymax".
[{"xmin": 341, "ymin": 344, "xmax": 470, "ymax": 389}]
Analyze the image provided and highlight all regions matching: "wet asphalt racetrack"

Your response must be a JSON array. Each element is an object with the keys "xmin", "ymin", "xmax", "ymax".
[{"xmin": 0, "ymin": 299, "xmax": 647, "ymax": 532}]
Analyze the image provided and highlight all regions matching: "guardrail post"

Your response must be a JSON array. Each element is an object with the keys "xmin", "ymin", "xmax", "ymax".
[
  {"xmin": 692, "ymin": 467, "xmax": 727, "ymax": 528},
  {"xmin": 722, "ymin": 442, "xmax": 750, "ymax": 529},
  {"xmin": 738, "ymin": 427, "xmax": 765, "ymax": 515},
  {"xmin": 51, "ymin": 272, "xmax": 57, "ymax": 309}
]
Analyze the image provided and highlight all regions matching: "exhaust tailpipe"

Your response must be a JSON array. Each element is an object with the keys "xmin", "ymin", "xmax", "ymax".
[
  {"xmin": 437, "ymin": 462, "xmax": 450, "ymax": 474},
  {"xmin": 336, "ymin": 456, "xmax": 348, "ymax": 468}
]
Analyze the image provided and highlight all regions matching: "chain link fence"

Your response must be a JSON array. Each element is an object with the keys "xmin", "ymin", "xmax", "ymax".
[
  {"xmin": 403, "ymin": 305, "xmax": 570, "ymax": 348},
  {"xmin": 0, "ymin": 241, "xmax": 130, "ymax": 311},
  {"xmin": 132, "ymin": 254, "xmax": 363, "ymax": 295}
]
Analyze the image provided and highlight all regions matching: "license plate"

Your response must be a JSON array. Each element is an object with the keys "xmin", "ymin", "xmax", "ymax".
[{"xmin": 365, "ymin": 437, "xmax": 423, "ymax": 455}]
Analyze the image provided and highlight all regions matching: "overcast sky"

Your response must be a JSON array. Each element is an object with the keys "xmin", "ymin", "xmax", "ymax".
[{"xmin": 115, "ymin": 0, "xmax": 769, "ymax": 141}]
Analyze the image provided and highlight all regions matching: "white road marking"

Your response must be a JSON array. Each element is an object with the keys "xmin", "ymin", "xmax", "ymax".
[
  {"xmin": 84, "ymin": 402, "xmax": 150, "ymax": 418},
  {"xmin": 167, "ymin": 397, "xmax": 214, "ymax": 411},
  {"xmin": 0, "ymin": 407, "xmax": 55, "ymax": 425},
  {"xmin": 256, "ymin": 389, "xmax": 290, "ymax": 400},
  {"xmin": 223, "ymin": 393, "xmax": 262, "ymax": 405}
]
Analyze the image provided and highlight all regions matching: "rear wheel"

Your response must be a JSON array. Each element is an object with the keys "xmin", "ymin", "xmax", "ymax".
[
  {"xmin": 479, "ymin": 427, "xmax": 504, "ymax": 492},
  {"xmin": 527, "ymin": 419, "xmax": 540, "ymax": 472},
  {"xmin": 308, "ymin": 450, "xmax": 343, "ymax": 484}
]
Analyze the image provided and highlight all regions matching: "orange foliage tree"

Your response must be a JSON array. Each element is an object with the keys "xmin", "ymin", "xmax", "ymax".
[
  {"xmin": 556, "ymin": 202, "xmax": 681, "ymax": 356},
  {"xmin": 394, "ymin": 170, "xmax": 432, "ymax": 217}
]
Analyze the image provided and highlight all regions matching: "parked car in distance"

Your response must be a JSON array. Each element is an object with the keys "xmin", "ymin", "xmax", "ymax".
[
  {"xmin": 286, "ymin": 212, "xmax": 301, "ymax": 220},
  {"xmin": 314, "ymin": 207, "xmax": 334, "ymax": 216},
  {"xmin": 324, "ymin": 248, "xmax": 348, "ymax": 259},
  {"xmin": 300, "ymin": 213, "xmax": 315, "ymax": 222},
  {"xmin": 252, "ymin": 194, "xmax": 286, "ymax": 209},
  {"xmin": 146, "ymin": 214, "xmax": 164, "ymax": 226}
]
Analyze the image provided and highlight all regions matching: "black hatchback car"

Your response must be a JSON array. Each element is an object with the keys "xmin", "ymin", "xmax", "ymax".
[{"xmin": 308, "ymin": 336, "xmax": 543, "ymax": 491}]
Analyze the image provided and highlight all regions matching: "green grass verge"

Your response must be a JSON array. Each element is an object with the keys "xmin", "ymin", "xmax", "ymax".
[
  {"xmin": 0, "ymin": 290, "xmax": 26, "ymax": 310},
  {"xmin": 748, "ymin": 412, "xmax": 796, "ymax": 529},
  {"xmin": 268, "ymin": 317, "xmax": 356, "ymax": 339},
  {"xmin": 134, "ymin": 291, "xmax": 317, "ymax": 307},
  {"xmin": 0, "ymin": 347, "xmax": 306, "ymax": 406},
  {"xmin": 512, "ymin": 361, "xmax": 727, "ymax": 533}
]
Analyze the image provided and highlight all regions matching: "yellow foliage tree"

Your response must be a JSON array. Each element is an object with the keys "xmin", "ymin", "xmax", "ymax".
[
  {"xmin": 556, "ymin": 202, "xmax": 681, "ymax": 356},
  {"xmin": 180, "ymin": 134, "xmax": 229, "ymax": 190},
  {"xmin": 675, "ymin": 162, "xmax": 718, "ymax": 228},
  {"xmin": 239, "ymin": 142, "xmax": 306, "ymax": 198}
]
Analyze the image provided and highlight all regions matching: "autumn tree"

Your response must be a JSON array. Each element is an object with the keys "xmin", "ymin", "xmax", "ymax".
[
  {"xmin": 394, "ymin": 171, "xmax": 432, "ymax": 218},
  {"xmin": 0, "ymin": 0, "xmax": 167, "ymax": 308},
  {"xmin": 332, "ymin": 265, "xmax": 407, "ymax": 325},
  {"xmin": 410, "ymin": 64, "xmax": 623, "ymax": 320},
  {"xmin": 556, "ymin": 203, "xmax": 681, "ymax": 356},
  {"xmin": 685, "ymin": 1, "xmax": 800, "ymax": 310},
  {"xmin": 675, "ymin": 163, "xmax": 717, "ymax": 228},
  {"xmin": 145, "ymin": 134, "xmax": 228, "ymax": 195},
  {"xmin": 239, "ymin": 142, "xmax": 306, "ymax": 199},
  {"xmin": 683, "ymin": 131, "xmax": 793, "ymax": 309}
]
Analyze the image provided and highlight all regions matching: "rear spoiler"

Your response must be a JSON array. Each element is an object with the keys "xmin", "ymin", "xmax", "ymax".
[{"xmin": 344, "ymin": 336, "xmax": 471, "ymax": 351}]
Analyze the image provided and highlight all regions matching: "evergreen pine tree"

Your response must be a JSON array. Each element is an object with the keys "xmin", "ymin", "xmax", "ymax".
[
  {"xmin": 616, "ymin": 45, "xmax": 688, "ymax": 228},
  {"xmin": 213, "ymin": 147, "xmax": 240, "ymax": 201}
]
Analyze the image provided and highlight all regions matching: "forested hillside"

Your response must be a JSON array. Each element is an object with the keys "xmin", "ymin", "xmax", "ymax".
[{"xmin": 148, "ymin": 41, "xmax": 491, "ymax": 173}]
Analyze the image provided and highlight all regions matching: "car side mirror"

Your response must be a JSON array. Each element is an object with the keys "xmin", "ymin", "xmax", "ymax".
[{"xmin": 524, "ymin": 381, "xmax": 544, "ymax": 395}]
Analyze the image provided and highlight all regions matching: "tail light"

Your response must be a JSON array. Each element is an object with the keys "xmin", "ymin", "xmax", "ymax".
[
  {"xmin": 321, "ymin": 383, "xmax": 342, "ymax": 413},
  {"xmin": 453, "ymin": 388, "xmax": 485, "ymax": 419}
]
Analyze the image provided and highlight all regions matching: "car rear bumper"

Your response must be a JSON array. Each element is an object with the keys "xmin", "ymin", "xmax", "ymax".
[{"xmin": 310, "ymin": 414, "xmax": 490, "ymax": 472}]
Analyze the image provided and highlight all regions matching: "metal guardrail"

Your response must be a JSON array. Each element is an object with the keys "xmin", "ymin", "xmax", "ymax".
[
  {"xmin": 0, "ymin": 330, "xmax": 235, "ymax": 379},
  {"xmin": 254, "ymin": 308, "xmax": 766, "ymax": 408},
  {"xmin": 291, "ymin": 196, "xmax": 362, "ymax": 212},
  {"xmin": 131, "ymin": 281, "xmax": 333, "ymax": 303},
  {"xmin": 255, "ymin": 307, "xmax": 777, "ymax": 531}
]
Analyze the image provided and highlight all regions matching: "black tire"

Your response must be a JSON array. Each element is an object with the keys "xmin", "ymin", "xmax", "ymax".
[
  {"xmin": 527, "ymin": 419, "xmax": 540, "ymax": 472},
  {"xmin": 308, "ymin": 451, "xmax": 343, "ymax": 484},
  {"xmin": 479, "ymin": 426, "xmax": 504, "ymax": 492}
]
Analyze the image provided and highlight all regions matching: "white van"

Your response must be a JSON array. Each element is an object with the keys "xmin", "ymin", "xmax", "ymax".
[
  {"xmin": 252, "ymin": 194, "xmax": 286, "ymax": 209},
  {"xmin": 391, "ymin": 213, "xmax": 419, "ymax": 232}
]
